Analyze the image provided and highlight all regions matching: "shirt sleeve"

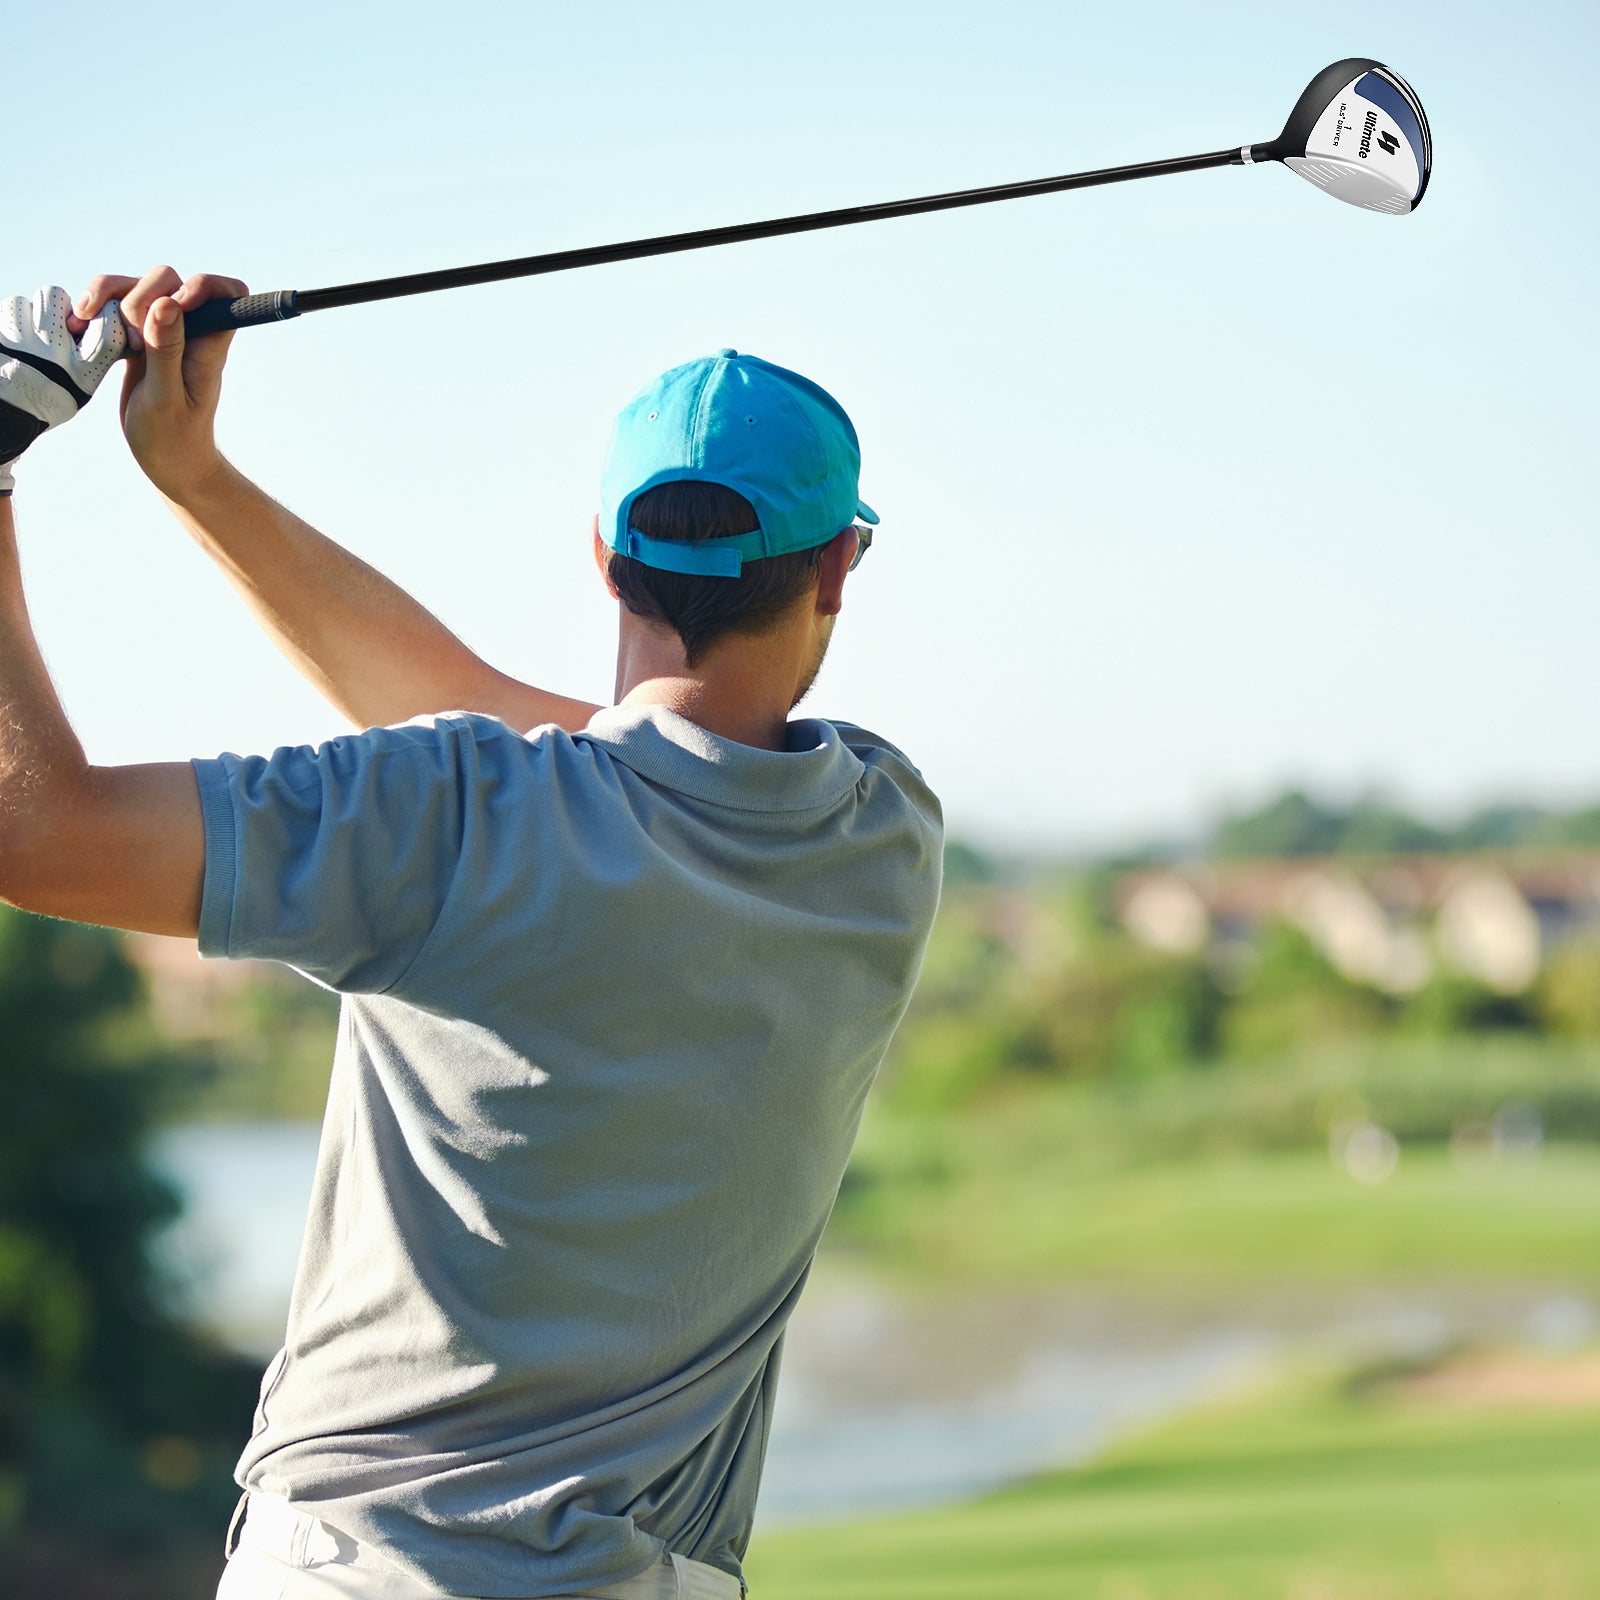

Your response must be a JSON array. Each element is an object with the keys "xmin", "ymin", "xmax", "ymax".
[{"xmin": 190, "ymin": 714, "xmax": 493, "ymax": 994}]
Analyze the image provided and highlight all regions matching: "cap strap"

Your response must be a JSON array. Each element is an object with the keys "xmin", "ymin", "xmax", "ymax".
[
  {"xmin": 622, "ymin": 529, "xmax": 746, "ymax": 578},
  {"xmin": 617, "ymin": 519, "xmax": 850, "ymax": 578}
]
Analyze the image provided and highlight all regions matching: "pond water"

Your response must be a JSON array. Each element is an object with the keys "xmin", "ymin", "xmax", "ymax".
[{"xmin": 146, "ymin": 1121, "xmax": 1599, "ymax": 1527}]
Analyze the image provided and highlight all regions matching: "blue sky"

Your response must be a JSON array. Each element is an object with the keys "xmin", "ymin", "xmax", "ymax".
[{"xmin": 7, "ymin": 1, "xmax": 1595, "ymax": 848}]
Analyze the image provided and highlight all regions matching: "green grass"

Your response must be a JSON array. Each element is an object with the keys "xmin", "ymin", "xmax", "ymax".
[
  {"xmin": 746, "ymin": 1361, "xmax": 1600, "ymax": 1599},
  {"xmin": 831, "ymin": 1139, "xmax": 1600, "ymax": 1284}
]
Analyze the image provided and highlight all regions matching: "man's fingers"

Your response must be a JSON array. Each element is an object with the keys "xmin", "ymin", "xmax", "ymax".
[
  {"xmin": 138, "ymin": 296, "xmax": 187, "ymax": 396},
  {"xmin": 71, "ymin": 273, "xmax": 139, "ymax": 338},
  {"xmin": 174, "ymin": 276, "xmax": 250, "ymax": 372},
  {"xmin": 74, "ymin": 270, "xmax": 248, "ymax": 348},
  {"xmin": 172, "ymin": 273, "xmax": 249, "ymax": 312},
  {"xmin": 75, "ymin": 301, "xmax": 128, "ymax": 377},
  {"xmin": 75, "ymin": 273, "xmax": 140, "ymax": 320},
  {"xmin": 119, "ymin": 266, "xmax": 185, "ymax": 353}
]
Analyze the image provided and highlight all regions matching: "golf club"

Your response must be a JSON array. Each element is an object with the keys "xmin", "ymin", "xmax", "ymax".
[{"xmin": 182, "ymin": 57, "xmax": 1430, "ymax": 341}]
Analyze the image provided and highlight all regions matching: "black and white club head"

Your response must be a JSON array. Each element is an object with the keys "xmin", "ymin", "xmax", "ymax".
[{"xmin": 1250, "ymin": 58, "xmax": 1431, "ymax": 214}]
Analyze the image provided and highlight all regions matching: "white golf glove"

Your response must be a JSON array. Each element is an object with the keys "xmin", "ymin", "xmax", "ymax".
[{"xmin": 0, "ymin": 286, "xmax": 127, "ymax": 495}]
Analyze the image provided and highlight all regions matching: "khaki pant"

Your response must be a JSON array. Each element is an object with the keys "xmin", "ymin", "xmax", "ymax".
[{"xmin": 216, "ymin": 1492, "xmax": 747, "ymax": 1600}]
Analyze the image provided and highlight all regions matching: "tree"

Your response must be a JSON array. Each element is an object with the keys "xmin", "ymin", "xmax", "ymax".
[
  {"xmin": 1213, "ymin": 790, "xmax": 1344, "ymax": 859},
  {"xmin": 0, "ymin": 907, "xmax": 260, "ymax": 1598}
]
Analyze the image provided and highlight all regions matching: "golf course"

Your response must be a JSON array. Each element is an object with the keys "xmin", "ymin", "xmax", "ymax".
[
  {"xmin": 746, "ymin": 1098, "xmax": 1600, "ymax": 1595},
  {"xmin": 734, "ymin": 878, "xmax": 1600, "ymax": 1597},
  {"xmin": 746, "ymin": 1352, "xmax": 1600, "ymax": 1599}
]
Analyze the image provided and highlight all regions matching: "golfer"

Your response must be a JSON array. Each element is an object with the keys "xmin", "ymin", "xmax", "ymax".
[{"xmin": 0, "ymin": 270, "xmax": 943, "ymax": 1599}]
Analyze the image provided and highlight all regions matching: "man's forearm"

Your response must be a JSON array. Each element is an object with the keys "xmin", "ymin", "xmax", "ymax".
[
  {"xmin": 0, "ymin": 497, "xmax": 90, "ymax": 881},
  {"xmin": 0, "ymin": 498, "xmax": 88, "ymax": 801},
  {"xmin": 164, "ymin": 463, "xmax": 598, "ymax": 732},
  {"xmin": 167, "ymin": 462, "xmax": 495, "ymax": 727},
  {"xmin": 82, "ymin": 265, "xmax": 595, "ymax": 735},
  {"xmin": 0, "ymin": 496, "xmax": 204, "ymax": 934}
]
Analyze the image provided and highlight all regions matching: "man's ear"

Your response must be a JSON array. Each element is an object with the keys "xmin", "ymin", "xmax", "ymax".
[
  {"xmin": 813, "ymin": 527, "xmax": 856, "ymax": 618},
  {"xmin": 592, "ymin": 516, "xmax": 620, "ymax": 598}
]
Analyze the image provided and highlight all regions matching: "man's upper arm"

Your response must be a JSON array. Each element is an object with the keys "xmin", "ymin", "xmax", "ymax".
[
  {"xmin": 191, "ymin": 721, "xmax": 474, "ymax": 991},
  {"xmin": 467, "ymin": 665, "xmax": 600, "ymax": 737},
  {"xmin": 0, "ymin": 763, "xmax": 204, "ymax": 938}
]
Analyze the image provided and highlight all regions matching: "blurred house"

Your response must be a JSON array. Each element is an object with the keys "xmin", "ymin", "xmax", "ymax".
[
  {"xmin": 1284, "ymin": 870, "xmax": 1431, "ymax": 993},
  {"xmin": 121, "ymin": 932, "xmax": 294, "ymax": 1041},
  {"xmin": 1117, "ymin": 854, "xmax": 1600, "ymax": 994},
  {"xmin": 1120, "ymin": 875, "xmax": 1209, "ymax": 955},
  {"xmin": 1433, "ymin": 869, "xmax": 1542, "ymax": 994}
]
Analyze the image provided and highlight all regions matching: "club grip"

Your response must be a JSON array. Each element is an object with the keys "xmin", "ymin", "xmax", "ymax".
[{"xmin": 182, "ymin": 290, "xmax": 301, "ymax": 339}]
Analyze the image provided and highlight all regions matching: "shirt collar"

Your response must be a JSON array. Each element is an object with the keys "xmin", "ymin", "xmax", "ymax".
[{"xmin": 576, "ymin": 702, "xmax": 864, "ymax": 813}]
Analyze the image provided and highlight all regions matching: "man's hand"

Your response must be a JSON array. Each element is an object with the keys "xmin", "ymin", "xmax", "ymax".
[
  {"xmin": 0, "ymin": 287, "xmax": 126, "ymax": 494},
  {"xmin": 75, "ymin": 267, "xmax": 248, "ymax": 504}
]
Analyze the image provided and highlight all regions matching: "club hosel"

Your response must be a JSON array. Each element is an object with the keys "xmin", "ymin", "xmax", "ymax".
[{"xmin": 1239, "ymin": 139, "xmax": 1285, "ymax": 165}]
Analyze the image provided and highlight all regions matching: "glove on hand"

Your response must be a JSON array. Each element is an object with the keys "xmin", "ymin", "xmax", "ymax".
[{"xmin": 0, "ymin": 286, "xmax": 127, "ymax": 495}]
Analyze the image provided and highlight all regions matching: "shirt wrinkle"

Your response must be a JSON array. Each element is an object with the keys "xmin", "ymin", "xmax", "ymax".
[{"xmin": 188, "ymin": 701, "xmax": 942, "ymax": 1598}]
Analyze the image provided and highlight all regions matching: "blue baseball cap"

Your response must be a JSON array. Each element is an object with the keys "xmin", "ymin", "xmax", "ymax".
[{"xmin": 598, "ymin": 349, "xmax": 878, "ymax": 578}]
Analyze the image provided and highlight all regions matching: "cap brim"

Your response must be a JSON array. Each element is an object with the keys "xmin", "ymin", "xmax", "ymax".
[{"xmin": 855, "ymin": 499, "xmax": 880, "ymax": 526}]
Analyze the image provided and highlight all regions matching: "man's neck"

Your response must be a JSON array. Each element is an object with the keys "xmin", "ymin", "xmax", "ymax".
[
  {"xmin": 611, "ymin": 616, "xmax": 815, "ymax": 752},
  {"xmin": 617, "ymin": 678, "xmax": 787, "ymax": 751}
]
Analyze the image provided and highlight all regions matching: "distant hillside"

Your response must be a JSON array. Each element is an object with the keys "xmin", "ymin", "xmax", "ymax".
[
  {"xmin": 942, "ymin": 792, "xmax": 1600, "ymax": 887},
  {"xmin": 1210, "ymin": 791, "xmax": 1600, "ymax": 861}
]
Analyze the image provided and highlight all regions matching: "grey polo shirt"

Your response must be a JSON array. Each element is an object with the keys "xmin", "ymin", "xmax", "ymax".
[{"xmin": 191, "ymin": 703, "xmax": 942, "ymax": 1598}]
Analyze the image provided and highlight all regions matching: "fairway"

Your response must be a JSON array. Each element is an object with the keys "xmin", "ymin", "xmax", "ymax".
[
  {"xmin": 834, "ymin": 1141, "xmax": 1600, "ymax": 1284},
  {"xmin": 745, "ymin": 1358, "xmax": 1600, "ymax": 1599}
]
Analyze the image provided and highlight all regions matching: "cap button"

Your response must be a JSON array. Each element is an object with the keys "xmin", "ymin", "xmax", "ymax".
[{"xmin": 717, "ymin": 348, "xmax": 738, "ymax": 359}]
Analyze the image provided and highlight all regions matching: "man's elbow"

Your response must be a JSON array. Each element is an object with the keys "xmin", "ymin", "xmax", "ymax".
[
  {"xmin": 0, "ymin": 766, "xmax": 204, "ymax": 938},
  {"xmin": 0, "ymin": 810, "xmax": 67, "ymax": 914},
  {"xmin": 0, "ymin": 771, "xmax": 98, "ymax": 916}
]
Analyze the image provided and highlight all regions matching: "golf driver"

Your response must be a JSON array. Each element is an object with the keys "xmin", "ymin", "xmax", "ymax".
[{"xmin": 183, "ymin": 57, "xmax": 1430, "ymax": 340}]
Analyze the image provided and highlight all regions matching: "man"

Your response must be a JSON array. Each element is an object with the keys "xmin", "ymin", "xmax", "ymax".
[{"xmin": 0, "ymin": 268, "xmax": 943, "ymax": 1599}]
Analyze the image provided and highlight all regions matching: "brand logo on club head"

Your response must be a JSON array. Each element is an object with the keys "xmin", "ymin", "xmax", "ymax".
[
  {"xmin": 1376, "ymin": 129, "xmax": 1399, "ymax": 156},
  {"xmin": 1358, "ymin": 109, "xmax": 1378, "ymax": 160}
]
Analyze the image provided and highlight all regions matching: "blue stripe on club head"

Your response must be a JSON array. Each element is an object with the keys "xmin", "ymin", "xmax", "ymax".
[{"xmin": 1355, "ymin": 71, "xmax": 1429, "ymax": 200}]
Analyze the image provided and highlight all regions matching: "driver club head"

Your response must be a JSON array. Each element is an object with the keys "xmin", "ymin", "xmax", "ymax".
[{"xmin": 1252, "ymin": 58, "xmax": 1432, "ymax": 215}]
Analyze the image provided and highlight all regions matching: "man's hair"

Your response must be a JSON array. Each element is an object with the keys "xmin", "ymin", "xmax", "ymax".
[{"xmin": 603, "ymin": 481, "xmax": 825, "ymax": 667}]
